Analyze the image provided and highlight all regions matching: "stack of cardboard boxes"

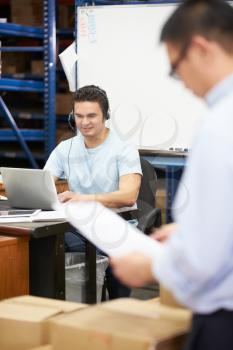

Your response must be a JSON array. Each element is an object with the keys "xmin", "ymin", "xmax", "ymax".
[
  {"xmin": 58, "ymin": 5, "xmax": 74, "ymax": 29},
  {"xmin": 0, "ymin": 292, "xmax": 191, "ymax": 350},
  {"xmin": 56, "ymin": 94, "xmax": 73, "ymax": 116},
  {"xmin": 0, "ymin": 296, "xmax": 87, "ymax": 350},
  {"xmin": 56, "ymin": 93, "xmax": 74, "ymax": 143},
  {"xmin": 1, "ymin": 53, "xmax": 28, "ymax": 76},
  {"xmin": 31, "ymin": 61, "xmax": 44, "ymax": 76}
]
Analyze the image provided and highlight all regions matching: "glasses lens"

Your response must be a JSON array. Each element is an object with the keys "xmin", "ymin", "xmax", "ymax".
[
  {"xmin": 169, "ymin": 42, "xmax": 190, "ymax": 79},
  {"xmin": 171, "ymin": 71, "xmax": 180, "ymax": 80}
]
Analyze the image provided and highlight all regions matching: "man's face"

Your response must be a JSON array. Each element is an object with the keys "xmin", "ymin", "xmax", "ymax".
[
  {"xmin": 74, "ymin": 101, "xmax": 105, "ymax": 138},
  {"xmin": 166, "ymin": 40, "xmax": 209, "ymax": 97}
]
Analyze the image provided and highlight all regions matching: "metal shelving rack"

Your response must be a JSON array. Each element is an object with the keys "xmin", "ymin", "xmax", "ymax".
[{"xmin": 0, "ymin": 0, "xmax": 56, "ymax": 168}]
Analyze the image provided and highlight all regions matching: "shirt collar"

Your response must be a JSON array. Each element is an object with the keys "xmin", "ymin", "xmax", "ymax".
[{"xmin": 205, "ymin": 73, "xmax": 233, "ymax": 107}]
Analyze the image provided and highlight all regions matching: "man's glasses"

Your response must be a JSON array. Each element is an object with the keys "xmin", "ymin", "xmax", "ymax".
[{"xmin": 169, "ymin": 43, "xmax": 190, "ymax": 79}]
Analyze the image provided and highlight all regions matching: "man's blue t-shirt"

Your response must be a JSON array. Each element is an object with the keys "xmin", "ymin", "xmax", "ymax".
[{"xmin": 44, "ymin": 129, "xmax": 142, "ymax": 195}]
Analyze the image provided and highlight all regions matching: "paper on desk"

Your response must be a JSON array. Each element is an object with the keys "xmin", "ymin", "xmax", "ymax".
[
  {"xmin": 0, "ymin": 210, "xmax": 67, "ymax": 223},
  {"xmin": 33, "ymin": 210, "xmax": 67, "ymax": 222},
  {"xmin": 59, "ymin": 42, "xmax": 78, "ymax": 92},
  {"xmin": 60, "ymin": 201, "xmax": 162, "ymax": 258},
  {"xmin": 0, "ymin": 217, "xmax": 32, "ymax": 223}
]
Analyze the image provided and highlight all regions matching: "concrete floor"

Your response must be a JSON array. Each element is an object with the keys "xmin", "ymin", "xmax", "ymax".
[{"xmin": 130, "ymin": 283, "xmax": 159, "ymax": 301}]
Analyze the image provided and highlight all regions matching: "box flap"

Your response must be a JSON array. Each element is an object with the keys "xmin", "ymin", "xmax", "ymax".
[
  {"xmin": 52, "ymin": 304, "xmax": 190, "ymax": 342},
  {"xmin": 4, "ymin": 296, "xmax": 86, "ymax": 313},
  {"xmin": 0, "ymin": 303, "xmax": 60, "ymax": 322},
  {"xmin": 26, "ymin": 346, "xmax": 52, "ymax": 350},
  {"xmin": 100, "ymin": 298, "xmax": 191, "ymax": 322},
  {"xmin": 160, "ymin": 286, "xmax": 185, "ymax": 309}
]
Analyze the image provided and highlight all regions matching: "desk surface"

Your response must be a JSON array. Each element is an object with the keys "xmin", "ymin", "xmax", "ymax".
[
  {"xmin": 139, "ymin": 149, "xmax": 188, "ymax": 157},
  {"xmin": 140, "ymin": 149, "xmax": 187, "ymax": 168},
  {"xmin": 0, "ymin": 201, "xmax": 70, "ymax": 238}
]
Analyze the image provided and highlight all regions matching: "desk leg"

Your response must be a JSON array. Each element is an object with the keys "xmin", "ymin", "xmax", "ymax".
[
  {"xmin": 166, "ymin": 166, "xmax": 183, "ymax": 223},
  {"xmin": 29, "ymin": 233, "xmax": 65, "ymax": 300},
  {"xmin": 85, "ymin": 242, "xmax": 97, "ymax": 304}
]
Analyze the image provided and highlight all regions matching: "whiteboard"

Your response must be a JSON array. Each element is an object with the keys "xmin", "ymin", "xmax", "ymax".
[{"xmin": 76, "ymin": 4, "xmax": 207, "ymax": 149}]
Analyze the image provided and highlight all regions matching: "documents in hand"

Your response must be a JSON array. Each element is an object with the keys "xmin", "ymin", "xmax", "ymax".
[
  {"xmin": 59, "ymin": 201, "xmax": 162, "ymax": 257},
  {"xmin": 0, "ymin": 210, "xmax": 67, "ymax": 223}
]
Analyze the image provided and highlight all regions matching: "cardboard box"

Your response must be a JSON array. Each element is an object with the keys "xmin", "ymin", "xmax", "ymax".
[
  {"xmin": 31, "ymin": 60, "xmax": 44, "ymax": 76},
  {"xmin": 58, "ymin": 5, "xmax": 74, "ymax": 29},
  {"xmin": 3, "ymin": 295, "xmax": 86, "ymax": 313},
  {"xmin": 58, "ymin": 5, "xmax": 69, "ymax": 29},
  {"xmin": 0, "ymin": 296, "xmax": 87, "ymax": 350},
  {"xmin": 102, "ymin": 298, "xmax": 190, "ymax": 322},
  {"xmin": 56, "ymin": 94, "xmax": 73, "ymax": 116},
  {"xmin": 27, "ymin": 346, "xmax": 53, "ymax": 350},
  {"xmin": 2, "ymin": 65, "xmax": 17, "ymax": 75},
  {"xmin": 146, "ymin": 296, "xmax": 160, "ymax": 305},
  {"xmin": 160, "ymin": 286, "xmax": 185, "ymax": 309},
  {"xmin": 0, "ymin": 303, "xmax": 60, "ymax": 350},
  {"xmin": 2, "ymin": 53, "xmax": 27, "ymax": 75},
  {"xmin": 56, "ymin": 126, "xmax": 74, "ymax": 144},
  {"xmin": 11, "ymin": 0, "xmax": 43, "ymax": 27},
  {"xmin": 51, "ymin": 298, "xmax": 191, "ymax": 350}
]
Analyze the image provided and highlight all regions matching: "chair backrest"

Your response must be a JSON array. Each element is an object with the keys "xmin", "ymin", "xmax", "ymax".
[
  {"xmin": 125, "ymin": 157, "xmax": 161, "ymax": 234},
  {"xmin": 137, "ymin": 157, "xmax": 157, "ymax": 215}
]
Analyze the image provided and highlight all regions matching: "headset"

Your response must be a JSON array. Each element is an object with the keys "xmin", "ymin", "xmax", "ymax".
[{"xmin": 68, "ymin": 86, "xmax": 110, "ymax": 131}]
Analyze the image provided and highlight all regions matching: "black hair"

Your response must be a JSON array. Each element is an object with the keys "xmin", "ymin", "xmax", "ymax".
[
  {"xmin": 73, "ymin": 85, "xmax": 110, "ymax": 120},
  {"xmin": 160, "ymin": 0, "xmax": 233, "ymax": 53}
]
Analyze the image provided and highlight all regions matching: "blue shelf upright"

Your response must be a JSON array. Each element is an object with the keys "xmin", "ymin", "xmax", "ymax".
[
  {"xmin": 43, "ymin": 0, "xmax": 56, "ymax": 160},
  {"xmin": 0, "ymin": 0, "xmax": 56, "ymax": 168}
]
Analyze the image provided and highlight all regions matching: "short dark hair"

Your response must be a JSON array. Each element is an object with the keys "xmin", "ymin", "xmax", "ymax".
[
  {"xmin": 73, "ymin": 85, "xmax": 110, "ymax": 120},
  {"xmin": 160, "ymin": 0, "xmax": 233, "ymax": 53}
]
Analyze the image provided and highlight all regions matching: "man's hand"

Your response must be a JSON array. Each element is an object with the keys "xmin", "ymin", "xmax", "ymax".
[
  {"xmin": 58, "ymin": 191, "xmax": 80, "ymax": 203},
  {"xmin": 150, "ymin": 223, "xmax": 177, "ymax": 242},
  {"xmin": 110, "ymin": 252, "xmax": 155, "ymax": 287},
  {"xmin": 58, "ymin": 191, "xmax": 96, "ymax": 203}
]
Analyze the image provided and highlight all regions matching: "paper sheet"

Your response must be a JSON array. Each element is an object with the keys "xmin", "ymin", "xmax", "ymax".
[
  {"xmin": 59, "ymin": 42, "xmax": 78, "ymax": 92},
  {"xmin": 60, "ymin": 201, "xmax": 162, "ymax": 258},
  {"xmin": 0, "ymin": 210, "xmax": 66, "ymax": 223}
]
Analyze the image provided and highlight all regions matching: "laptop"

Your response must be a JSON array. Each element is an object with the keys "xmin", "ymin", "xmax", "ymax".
[{"xmin": 0, "ymin": 167, "xmax": 59, "ymax": 210}]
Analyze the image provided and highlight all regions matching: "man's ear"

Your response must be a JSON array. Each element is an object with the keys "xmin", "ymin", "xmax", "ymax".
[{"xmin": 191, "ymin": 35, "xmax": 213, "ymax": 56}]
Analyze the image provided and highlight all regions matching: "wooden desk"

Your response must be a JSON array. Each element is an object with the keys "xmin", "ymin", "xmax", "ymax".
[
  {"xmin": 0, "ymin": 201, "xmax": 97, "ymax": 303},
  {"xmin": 0, "ymin": 182, "xmax": 5, "ymax": 197},
  {"xmin": 0, "ymin": 217, "xmax": 68, "ymax": 300},
  {"xmin": 0, "ymin": 235, "xmax": 29, "ymax": 300}
]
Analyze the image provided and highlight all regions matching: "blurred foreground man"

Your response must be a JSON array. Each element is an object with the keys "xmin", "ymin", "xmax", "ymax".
[{"xmin": 111, "ymin": 1, "xmax": 233, "ymax": 349}]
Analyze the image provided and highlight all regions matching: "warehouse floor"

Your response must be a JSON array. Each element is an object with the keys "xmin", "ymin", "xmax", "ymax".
[{"xmin": 131, "ymin": 283, "xmax": 159, "ymax": 300}]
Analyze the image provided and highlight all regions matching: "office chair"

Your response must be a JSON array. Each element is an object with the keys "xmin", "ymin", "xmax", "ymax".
[{"xmin": 136, "ymin": 157, "xmax": 162, "ymax": 234}]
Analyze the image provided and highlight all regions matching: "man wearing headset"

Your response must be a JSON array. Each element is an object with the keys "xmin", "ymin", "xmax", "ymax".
[{"xmin": 44, "ymin": 85, "xmax": 142, "ymax": 298}]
